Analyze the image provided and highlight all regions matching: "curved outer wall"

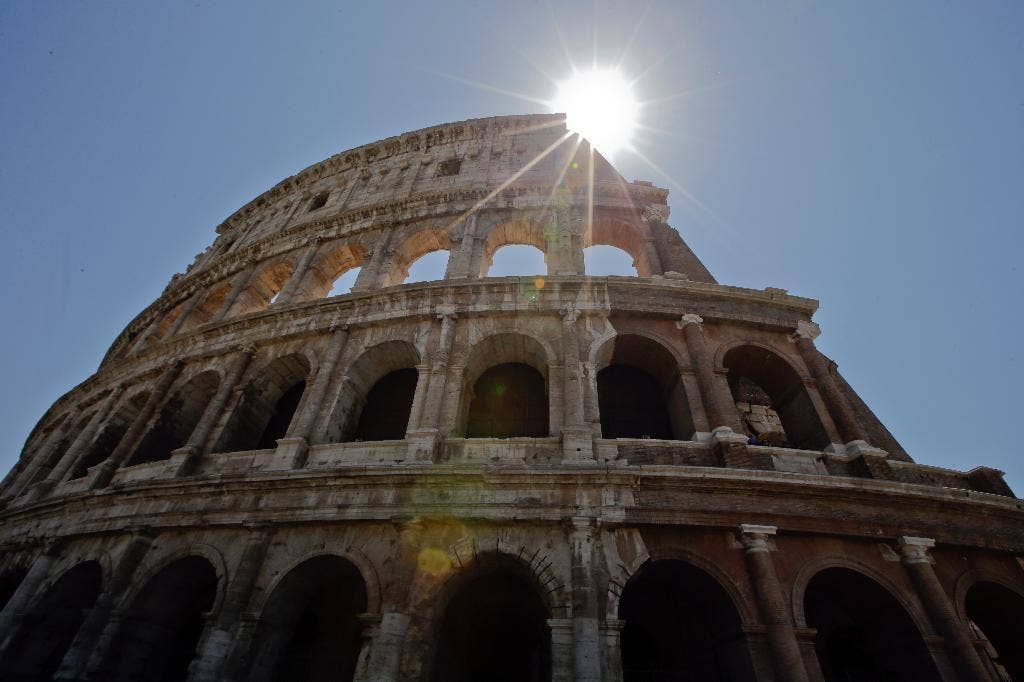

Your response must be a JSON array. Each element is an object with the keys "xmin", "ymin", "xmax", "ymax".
[{"xmin": 0, "ymin": 114, "xmax": 1021, "ymax": 681}]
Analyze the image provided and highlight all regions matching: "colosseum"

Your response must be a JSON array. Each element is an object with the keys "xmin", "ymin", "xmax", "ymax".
[{"xmin": 0, "ymin": 113, "xmax": 1021, "ymax": 681}]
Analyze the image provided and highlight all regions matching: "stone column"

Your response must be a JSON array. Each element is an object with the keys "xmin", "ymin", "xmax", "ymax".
[
  {"xmin": 162, "ymin": 291, "xmax": 203, "ymax": 339},
  {"xmin": 445, "ymin": 214, "xmax": 478, "ymax": 279},
  {"xmin": 175, "ymin": 346, "xmax": 256, "ymax": 476},
  {"xmin": 352, "ymin": 231, "xmax": 392, "ymax": 292},
  {"xmin": 352, "ymin": 613, "xmax": 382, "ymax": 682},
  {"xmin": 676, "ymin": 314, "xmax": 742, "ymax": 433},
  {"xmin": 90, "ymin": 361, "xmax": 183, "ymax": 490},
  {"xmin": 4, "ymin": 410, "xmax": 79, "ymax": 502},
  {"xmin": 211, "ymin": 266, "xmax": 255, "ymax": 323},
  {"xmin": 548, "ymin": 617, "xmax": 575, "ymax": 682},
  {"xmin": 407, "ymin": 313, "xmax": 458, "ymax": 460},
  {"xmin": 678, "ymin": 365, "xmax": 710, "ymax": 434},
  {"xmin": 599, "ymin": 619, "xmax": 624, "ymax": 682},
  {"xmin": 31, "ymin": 386, "xmax": 125, "ymax": 499},
  {"xmin": 54, "ymin": 528, "xmax": 156, "ymax": 680},
  {"xmin": 286, "ymin": 326, "xmax": 350, "ymax": 444},
  {"xmin": 561, "ymin": 308, "xmax": 593, "ymax": 459},
  {"xmin": 360, "ymin": 612, "xmax": 410, "ymax": 682},
  {"xmin": 570, "ymin": 518, "xmax": 602, "ymax": 681},
  {"xmin": 273, "ymin": 239, "xmax": 321, "ymax": 306},
  {"xmin": 792, "ymin": 321, "xmax": 868, "ymax": 445},
  {"xmin": 189, "ymin": 526, "xmax": 273, "ymax": 682},
  {"xmin": 642, "ymin": 238, "xmax": 663, "ymax": 276},
  {"xmin": 0, "ymin": 539, "xmax": 62, "ymax": 653},
  {"xmin": 895, "ymin": 536, "xmax": 991, "ymax": 682},
  {"xmin": 737, "ymin": 525, "xmax": 809, "ymax": 682}
]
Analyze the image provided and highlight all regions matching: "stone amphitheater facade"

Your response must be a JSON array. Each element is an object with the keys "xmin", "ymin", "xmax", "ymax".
[{"xmin": 0, "ymin": 113, "xmax": 1021, "ymax": 682}]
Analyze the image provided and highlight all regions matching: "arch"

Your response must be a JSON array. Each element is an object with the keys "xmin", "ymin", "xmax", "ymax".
[
  {"xmin": 129, "ymin": 370, "xmax": 221, "ymax": 465},
  {"xmin": 0, "ymin": 566, "xmax": 27, "ymax": 611},
  {"xmin": 178, "ymin": 280, "xmax": 231, "ymax": 332},
  {"xmin": 802, "ymin": 566, "xmax": 942, "ymax": 680},
  {"xmin": 152, "ymin": 299, "xmax": 190, "ymax": 341},
  {"xmin": 583, "ymin": 244, "xmax": 637, "ymax": 276},
  {"xmin": 593, "ymin": 333, "xmax": 692, "ymax": 439},
  {"xmin": 430, "ymin": 554, "xmax": 553, "ymax": 682},
  {"xmin": 215, "ymin": 354, "xmax": 311, "ymax": 453},
  {"xmin": 480, "ymin": 218, "xmax": 550, "ymax": 277},
  {"xmin": 324, "ymin": 340, "xmax": 421, "ymax": 444},
  {"xmin": 0, "ymin": 561, "xmax": 103, "ymax": 680},
  {"xmin": 487, "ymin": 244, "xmax": 547, "ymax": 277},
  {"xmin": 583, "ymin": 218, "xmax": 652, "ymax": 275},
  {"xmin": 247, "ymin": 554, "xmax": 369, "ymax": 682},
  {"xmin": 384, "ymin": 228, "xmax": 452, "ymax": 286},
  {"xmin": 617, "ymin": 558, "xmax": 756, "ymax": 681},
  {"xmin": 294, "ymin": 242, "xmax": 366, "ymax": 301},
  {"xmin": 960, "ymin": 576, "xmax": 1024, "ymax": 679},
  {"xmin": 722, "ymin": 343, "xmax": 830, "ymax": 450},
  {"xmin": 98, "ymin": 555, "xmax": 218, "ymax": 682},
  {"xmin": 71, "ymin": 389, "xmax": 152, "ymax": 478},
  {"xmin": 229, "ymin": 259, "xmax": 295, "ymax": 316},
  {"xmin": 23, "ymin": 411, "xmax": 94, "ymax": 488}
]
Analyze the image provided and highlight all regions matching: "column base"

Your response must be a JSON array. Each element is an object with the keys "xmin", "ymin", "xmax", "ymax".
[
  {"xmin": 405, "ymin": 430, "xmax": 441, "ymax": 462},
  {"xmin": 267, "ymin": 437, "xmax": 309, "ymax": 470},
  {"xmin": 562, "ymin": 428, "xmax": 595, "ymax": 461},
  {"xmin": 170, "ymin": 445, "xmax": 199, "ymax": 477}
]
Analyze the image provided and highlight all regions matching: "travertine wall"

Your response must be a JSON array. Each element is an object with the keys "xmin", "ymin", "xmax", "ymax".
[{"xmin": 0, "ymin": 114, "xmax": 1021, "ymax": 681}]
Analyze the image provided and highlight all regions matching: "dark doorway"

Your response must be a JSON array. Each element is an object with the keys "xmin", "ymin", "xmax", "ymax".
[
  {"xmin": 618, "ymin": 559, "xmax": 756, "ymax": 681},
  {"xmin": 247, "ymin": 555, "xmax": 368, "ymax": 682},
  {"xmin": 433, "ymin": 562, "xmax": 551, "ymax": 682},
  {"xmin": 99, "ymin": 556, "xmax": 217, "ymax": 682},
  {"xmin": 466, "ymin": 363, "xmax": 548, "ymax": 438},
  {"xmin": 598, "ymin": 365, "xmax": 673, "ymax": 439},
  {"xmin": 352, "ymin": 368, "xmax": 418, "ymax": 441},
  {"xmin": 965, "ymin": 580, "xmax": 1024, "ymax": 680},
  {"xmin": 1, "ymin": 561, "xmax": 103, "ymax": 681},
  {"xmin": 804, "ymin": 567, "xmax": 941, "ymax": 681}
]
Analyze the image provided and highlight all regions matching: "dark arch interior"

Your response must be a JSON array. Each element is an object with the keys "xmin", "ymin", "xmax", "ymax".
[
  {"xmin": 965, "ymin": 580, "xmax": 1024, "ymax": 680},
  {"xmin": 72, "ymin": 392, "xmax": 150, "ymax": 478},
  {"xmin": 618, "ymin": 559, "xmax": 755, "ymax": 682},
  {"xmin": 433, "ymin": 562, "xmax": 551, "ymax": 682},
  {"xmin": 805, "ymin": 567, "xmax": 941, "ymax": 681},
  {"xmin": 351, "ymin": 368, "xmax": 417, "ymax": 441},
  {"xmin": 256, "ymin": 380, "xmax": 306, "ymax": 449},
  {"xmin": 130, "ymin": 373, "xmax": 221, "ymax": 465},
  {"xmin": 248, "ymin": 555, "xmax": 368, "ymax": 682},
  {"xmin": 100, "ymin": 556, "xmax": 217, "ymax": 682},
  {"xmin": 466, "ymin": 363, "xmax": 548, "ymax": 438},
  {"xmin": 723, "ymin": 345, "xmax": 829, "ymax": 450},
  {"xmin": 0, "ymin": 568, "xmax": 27, "ymax": 611},
  {"xmin": 598, "ymin": 366, "xmax": 672, "ymax": 439},
  {"xmin": 2, "ymin": 561, "xmax": 103, "ymax": 681}
]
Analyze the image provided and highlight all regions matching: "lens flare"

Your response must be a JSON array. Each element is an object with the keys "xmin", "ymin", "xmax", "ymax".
[{"xmin": 553, "ymin": 69, "xmax": 638, "ymax": 157}]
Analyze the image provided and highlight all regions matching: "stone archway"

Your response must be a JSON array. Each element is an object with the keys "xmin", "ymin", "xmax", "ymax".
[
  {"xmin": 617, "ymin": 558, "xmax": 756, "ymax": 681},
  {"xmin": 965, "ymin": 580, "xmax": 1024, "ymax": 679},
  {"xmin": 804, "ymin": 567, "xmax": 941, "ymax": 681},
  {"xmin": 247, "ymin": 555, "xmax": 369, "ymax": 682}
]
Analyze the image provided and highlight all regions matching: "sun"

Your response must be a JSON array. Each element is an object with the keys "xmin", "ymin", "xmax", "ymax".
[{"xmin": 552, "ymin": 68, "xmax": 638, "ymax": 157}]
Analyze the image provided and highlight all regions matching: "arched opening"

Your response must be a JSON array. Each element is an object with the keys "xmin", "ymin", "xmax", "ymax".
[
  {"xmin": 25, "ymin": 412, "xmax": 93, "ymax": 487},
  {"xmin": 129, "ymin": 371, "xmax": 221, "ymax": 465},
  {"xmin": 1, "ymin": 561, "xmax": 103, "ymax": 680},
  {"xmin": 432, "ymin": 559, "xmax": 551, "ymax": 682},
  {"xmin": 596, "ymin": 334, "xmax": 692, "ymax": 439},
  {"xmin": 295, "ymin": 243, "xmax": 365, "ymax": 301},
  {"xmin": 404, "ymin": 250, "xmax": 450, "ymax": 284},
  {"xmin": 487, "ymin": 244, "xmax": 547, "ymax": 277},
  {"xmin": 99, "ymin": 556, "xmax": 217, "ymax": 682},
  {"xmin": 618, "ymin": 559, "xmax": 756, "ymax": 681},
  {"xmin": 214, "ymin": 355, "xmax": 310, "ymax": 453},
  {"xmin": 178, "ymin": 281, "xmax": 231, "ymax": 332},
  {"xmin": 584, "ymin": 244, "xmax": 637, "ymax": 276},
  {"xmin": 229, "ymin": 260, "xmax": 295, "ymax": 316},
  {"xmin": 153, "ymin": 300, "xmax": 189, "ymax": 341},
  {"xmin": 723, "ymin": 345, "xmax": 830, "ymax": 450},
  {"xmin": 0, "ymin": 568, "xmax": 27, "ymax": 610},
  {"xmin": 965, "ymin": 580, "xmax": 1024, "ymax": 679},
  {"xmin": 351, "ymin": 368, "xmax": 418, "ymax": 441},
  {"xmin": 804, "ymin": 567, "xmax": 941, "ymax": 681},
  {"xmin": 247, "ymin": 555, "xmax": 368, "ymax": 682},
  {"xmin": 323, "ymin": 341, "xmax": 420, "ymax": 444},
  {"xmin": 384, "ymin": 229, "xmax": 452, "ymax": 286},
  {"xmin": 71, "ymin": 390, "xmax": 151, "ymax": 478},
  {"xmin": 467, "ymin": 363, "xmax": 548, "ymax": 438}
]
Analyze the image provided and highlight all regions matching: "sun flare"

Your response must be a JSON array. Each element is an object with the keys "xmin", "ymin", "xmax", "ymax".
[{"xmin": 552, "ymin": 68, "xmax": 638, "ymax": 157}]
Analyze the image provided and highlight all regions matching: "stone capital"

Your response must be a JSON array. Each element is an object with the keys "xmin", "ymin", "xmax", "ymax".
[
  {"xmin": 738, "ymin": 524, "xmax": 777, "ymax": 553},
  {"xmin": 793, "ymin": 320, "xmax": 821, "ymax": 342},
  {"xmin": 896, "ymin": 536, "xmax": 935, "ymax": 564},
  {"xmin": 675, "ymin": 313, "xmax": 703, "ymax": 329}
]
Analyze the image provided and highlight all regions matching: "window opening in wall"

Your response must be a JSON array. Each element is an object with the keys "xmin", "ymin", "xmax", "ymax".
[
  {"xmin": 584, "ymin": 244, "xmax": 636, "ymax": 276},
  {"xmin": 405, "ymin": 250, "xmax": 449, "ymax": 284},
  {"xmin": 487, "ymin": 245, "xmax": 546, "ymax": 277},
  {"xmin": 307, "ymin": 192, "xmax": 329, "ymax": 212},
  {"xmin": 437, "ymin": 158, "xmax": 462, "ymax": 177},
  {"xmin": 327, "ymin": 266, "xmax": 360, "ymax": 296},
  {"xmin": 129, "ymin": 373, "xmax": 220, "ymax": 465},
  {"xmin": 466, "ymin": 363, "xmax": 548, "ymax": 438},
  {"xmin": 256, "ymin": 380, "xmax": 306, "ymax": 449},
  {"xmin": 351, "ymin": 368, "xmax": 417, "ymax": 441}
]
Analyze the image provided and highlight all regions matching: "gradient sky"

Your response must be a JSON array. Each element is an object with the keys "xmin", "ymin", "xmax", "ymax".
[{"xmin": 1, "ymin": 2, "xmax": 1021, "ymax": 491}]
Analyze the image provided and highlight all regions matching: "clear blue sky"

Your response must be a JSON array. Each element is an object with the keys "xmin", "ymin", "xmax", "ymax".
[{"xmin": 1, "ymin": 2, "xmax": 1021, "ymax": 491}]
